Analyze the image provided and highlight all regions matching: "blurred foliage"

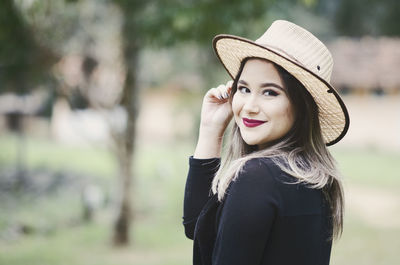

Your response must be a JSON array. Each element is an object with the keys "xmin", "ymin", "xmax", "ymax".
[
  {"xmin": 2, "ymin": 0, "xmax": 400, "ymax": 93},
  {"xmin": 0, "ymin": 0, "xmax": 290, "ymax": 100},
  {"xmin": 119, "ymin": 0, "xmax": 272, "ymax": 42},
  {"xmin": 119, "ymin": 0, "xmax": 400, "ymax": 44},
  {"xmin": 2, "ymin": 0, "xmax": 400, "ymax": 96},
  {"xmin": 0, "ymin": 0, "xmax": 58, "ymax": 94},
  {"xmin": 126, "ymin": 0, "xmax": 280, "ymax": 46},
  {"xmin": 333, "ymin": 0, "xmax": 400, "ymax": 36},
  {"xmin": 312, "ymin": 0, "xmax": 400, "ymax": 36}
]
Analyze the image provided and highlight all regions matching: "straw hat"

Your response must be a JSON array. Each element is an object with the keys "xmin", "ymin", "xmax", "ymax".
[{"xmin": 213, "ymin": 20, "xmax": 349, "ymax": 146}]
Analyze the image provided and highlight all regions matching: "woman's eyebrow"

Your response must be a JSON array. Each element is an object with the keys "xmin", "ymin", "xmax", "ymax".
[{"xmin": 238, "ymin": 79, "xmax": 285, "ymax": 91}]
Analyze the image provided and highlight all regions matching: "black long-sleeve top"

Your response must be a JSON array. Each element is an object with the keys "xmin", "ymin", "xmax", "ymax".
[{"xmin": 183, "ymin": 156, "xmax": 333, "ymax": 265}]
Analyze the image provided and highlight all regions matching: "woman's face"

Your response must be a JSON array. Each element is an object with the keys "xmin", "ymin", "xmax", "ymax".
[{"xmin": 232, "ymin": 59, "xmax": 295, "ymax": 149}]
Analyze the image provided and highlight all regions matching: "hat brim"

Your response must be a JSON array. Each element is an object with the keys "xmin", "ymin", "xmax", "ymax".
[{"xmin": 213, "ymin": 34, "xmax": 349, "ymax": 146}]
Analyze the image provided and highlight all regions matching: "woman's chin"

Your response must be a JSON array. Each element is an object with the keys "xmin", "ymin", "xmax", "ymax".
[{"xmin": 243, "ymin": 138, "xmax": 264, "ymax": 147}]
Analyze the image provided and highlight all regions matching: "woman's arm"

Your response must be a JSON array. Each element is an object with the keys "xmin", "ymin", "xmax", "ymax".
[
  {"xmin": 193, "ymin": 127, "xmax": 224, "ymax": 159},
  {"xmin": 183, "ymin": 81, "xmax": 233, "ymax": 239},
  {"xmin": 194, "ymin": 80, "xmax": 233, "ymax": 159},
  {"xmin": 182, "ymin": 156, "xmax": 220, "ymax": 239}
]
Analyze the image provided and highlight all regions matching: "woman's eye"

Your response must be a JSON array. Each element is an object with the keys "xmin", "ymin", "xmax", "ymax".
[
  {"xmin": 238, "ymin": 86, "xmax": 250, "ymax": 93},
  {"xmin": 263, "ymin": 89, "xmax": 279, "ymax": 96}
]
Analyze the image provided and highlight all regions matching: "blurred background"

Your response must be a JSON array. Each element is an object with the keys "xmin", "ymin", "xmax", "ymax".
[{"xmin": 0, "ymin": 0, "xmax": 399, "ymax": 264}]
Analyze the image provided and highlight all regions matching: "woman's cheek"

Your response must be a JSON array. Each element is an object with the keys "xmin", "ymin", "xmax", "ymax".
[{"xmin": 284, "ymin": 101, "xmax": 295, "ymax": 127}]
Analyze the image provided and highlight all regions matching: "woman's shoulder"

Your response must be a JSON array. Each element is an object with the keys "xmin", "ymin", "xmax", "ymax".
[
  {"xmin": 239, "ymin": 157, "xmax": 286, "ymax": 181},
  {"xmin": 234, "ymin": 157, "xmax": 323, "ymax": 215},
  {"xmin": 231, "ymin": 157, "xmax": 284, "ymax": 192},
  {"xmin": 225, "ymin": 157, "xmax": 283, "ymax": 207},
  {"xmin": 234, "ymin": 157, "xmax": 300, "ymax": 192}
]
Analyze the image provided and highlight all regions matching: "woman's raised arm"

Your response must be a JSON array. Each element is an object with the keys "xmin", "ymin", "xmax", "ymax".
[{"xmin": 194, "ymin": 81, "xmax": 233, "ymax": 159}]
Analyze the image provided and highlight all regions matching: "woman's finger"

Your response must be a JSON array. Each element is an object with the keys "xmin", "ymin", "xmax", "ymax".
[
  {"xmin": 226, "ymin": 80, "xmax": 233, "ymax": 89},
  {"xmin": 207, "ymin": 87, "xmax": 223, "ymax": 100},
  {"xmin": 216, "ymin": 84, "xmax": 229, "ymax": 99},
  {"xmin": 225, "ymin": 80, "xmax": 233, "ymax": 96},
  {"xmin": 207, "ymin": 82, "xmax": 233, "ymax": 101}
]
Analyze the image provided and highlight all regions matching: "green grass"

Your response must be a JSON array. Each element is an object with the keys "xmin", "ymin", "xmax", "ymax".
[
  {"xmin": 332, "ymin": 147, "xmax": 400, "ymax": 191},
  {"xmin": 331, "ymin": 214, "xmax": 400, "ymax": 265},
  {"xmin": 0, "ymin": 134, "xmax": 116, "ymax": 178},
  {"xmin": 0, "ymin": 220, "xmax": 192, "ymax": 265},
  {"xmin": 0, "ymin": 133, "xmax": 399, "ymax": 265}
]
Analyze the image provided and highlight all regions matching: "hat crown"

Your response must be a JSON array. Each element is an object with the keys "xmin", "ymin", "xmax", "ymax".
[{"xmin": 255, "ymin": 20, "xmax": 333, "ymax": 82}]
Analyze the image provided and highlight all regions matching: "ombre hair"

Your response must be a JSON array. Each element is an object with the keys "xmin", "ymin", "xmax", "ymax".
[{"xmin": 211, "ymin": 57, "xmax": 344, "ymax": 240}]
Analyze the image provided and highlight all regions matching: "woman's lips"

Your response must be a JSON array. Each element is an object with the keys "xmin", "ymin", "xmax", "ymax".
[{"xmin": 242, "ymin": 118, "xmax": 266, "ymax": 128}]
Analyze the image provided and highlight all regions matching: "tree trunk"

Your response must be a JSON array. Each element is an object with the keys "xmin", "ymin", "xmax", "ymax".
[
  {"xmin": 112, "ymin": 16, "xmax": 140, "ymax": 246},
  {"xmin": 113, "ymin": 145, "xmax": 134, "ymax": 245}
]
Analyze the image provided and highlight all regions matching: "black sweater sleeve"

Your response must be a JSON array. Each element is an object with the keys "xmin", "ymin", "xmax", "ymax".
[
  {"xmin": 212, "ymin": 158, "xmax": 281, "ymax": 265},
  {"xmin": 183, "ymin": 156, "xmax": 221, "ymax": 239}
]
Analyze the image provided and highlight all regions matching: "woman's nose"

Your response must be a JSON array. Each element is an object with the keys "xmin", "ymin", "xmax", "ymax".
[{"xmin": 243, "ymin": 96, "xmax": 259, "ymax": 114}]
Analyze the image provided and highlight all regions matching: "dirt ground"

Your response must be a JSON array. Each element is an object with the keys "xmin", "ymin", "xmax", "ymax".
[{"xmin": 346, "ymin": 184, "xmax": 400, "ymax": 228}]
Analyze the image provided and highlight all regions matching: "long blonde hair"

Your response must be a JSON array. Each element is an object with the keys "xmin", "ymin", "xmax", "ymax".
[{"xmin": 211, "ymin": 57, "xmax": 344, "ymax": 240}]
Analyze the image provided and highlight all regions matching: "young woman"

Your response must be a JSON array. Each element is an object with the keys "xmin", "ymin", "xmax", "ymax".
[{"xmin": 183, "ymin": 20, "xmax": 350, "ymax": 265}]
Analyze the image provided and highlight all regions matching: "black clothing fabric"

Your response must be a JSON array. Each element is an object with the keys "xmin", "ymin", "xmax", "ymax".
[{"xmin": 182, "ymin": 156, "xmax": 333, "ymax": 265}]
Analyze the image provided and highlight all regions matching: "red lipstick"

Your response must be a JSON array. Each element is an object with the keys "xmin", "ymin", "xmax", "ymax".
[{"xmin": 242, "ymin": 118, "xmax": 266, "ymax": 128}]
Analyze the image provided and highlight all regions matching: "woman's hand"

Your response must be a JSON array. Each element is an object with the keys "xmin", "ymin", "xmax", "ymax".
[
  {"xmin": 199, "ymin": 80, "xmax": 234, "ymax": 135},
  {"xmin": 194, "ymin": 81, "xmax": 234, "ymax": 159}
]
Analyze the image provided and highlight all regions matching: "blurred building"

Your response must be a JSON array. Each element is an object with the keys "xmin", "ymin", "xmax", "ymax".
[
  {"xmin": 328, "ymin": 37, "xmax": 400, "ymax": 150},
  {"xmin": 329, "ymin": 37, "xmax": 400, "ymax": 95}
]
